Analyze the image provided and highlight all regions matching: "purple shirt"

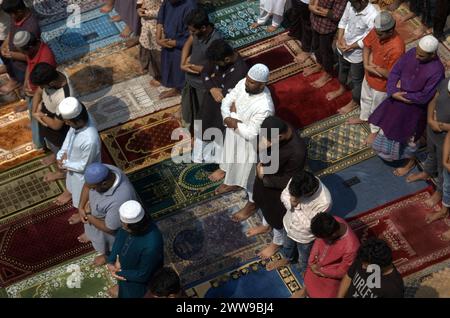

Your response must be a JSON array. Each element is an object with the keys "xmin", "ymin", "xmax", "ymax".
[{"xmin": 369, "ymin": 48, "xmax": 445, "ymax": 143}]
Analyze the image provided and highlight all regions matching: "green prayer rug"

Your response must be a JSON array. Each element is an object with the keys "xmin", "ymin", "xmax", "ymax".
[
  {"xmin": 129, "ymin": 157, "xmax": 222, "ymax": 220},
  {"xmin": 5, "ymin": 253, "xmax": 115, "ymax": 298},
  {"xmin": 299, "ymin": 108, "xmax": 376, "ymax": 177},
  {"xmin": 210, "ymin": 1, "xmax": 285, "ymax": 48}
]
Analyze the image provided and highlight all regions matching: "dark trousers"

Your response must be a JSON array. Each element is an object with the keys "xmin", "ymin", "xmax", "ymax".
[
  {"xmin": 433, "ymin": 0, "xmax": 449, "ymax": 38},
  {"xmin": 287, "ymin": 0, "xmax": 312, "ymax": 52},
  {"xmin": 311, "ymin": 29, "xmax": 336, "ymax": 75},
  {"xmin": 337, "ymin": 52, "xmax": 365, "ymax": 103}
]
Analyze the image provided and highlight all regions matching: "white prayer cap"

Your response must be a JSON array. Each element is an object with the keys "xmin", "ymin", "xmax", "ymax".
[
  {"xmin": 58, "ymin": 97, "xmax": 82, "ymax": 119},
  {"xmin": 418, "ymin": 35, "xmax": 439, "ymax": 53},
  {"xmin": 13, "ymin": 31, "xmax": 31, "ymax": 49},
  {"xmin": 119, "ymin": 200, "xmax": 145, "ymax": 224},
  {"xmin": 248, "ymin": 63, "xmax": 270, "ymax": 83}
]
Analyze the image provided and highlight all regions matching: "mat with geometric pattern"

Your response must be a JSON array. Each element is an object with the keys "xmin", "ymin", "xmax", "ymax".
[{"xmin": 404, "ymin": 258, "xmax": 450, "ymax": 298}]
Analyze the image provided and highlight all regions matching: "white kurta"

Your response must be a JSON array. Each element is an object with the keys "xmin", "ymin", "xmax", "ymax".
[
  {"xmin": 56, "ymin": 115, "xmax": 101, "ymax": 208},
  {"xmin": 260, "ymin": 0, "xmax": 287, "ymax": 16},
  {"xmin": 220, "ymin": 78, "xmax": 274, "ymax": 188}
]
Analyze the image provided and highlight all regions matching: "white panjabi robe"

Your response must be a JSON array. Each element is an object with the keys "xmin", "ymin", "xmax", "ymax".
[
  {"xmin": 260, "ymin": 0, "xmax": 287, "ymax": 16},
  {"xmin": 56, "ymin": 115, "xmax": 101, "ymax": 208},
  {"xmin": 220, "ymin": 78, "xmax": 274, "ymax": 189}
]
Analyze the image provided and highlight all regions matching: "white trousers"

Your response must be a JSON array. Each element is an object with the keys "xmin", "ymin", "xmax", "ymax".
[
  {"xmin": 257, "ymin": 10, "xmax": 283, "ymax": 27},
  {"xmin": 192, "ymin": 138, "xmax": 223, "ymax": 164},
  {"xmin": 262, "ymin": 216, "xmax": 284, "ymax": 246},
  {"xmin": 359, "ymin": 77, "xmax": 387, "ymax": 133}
]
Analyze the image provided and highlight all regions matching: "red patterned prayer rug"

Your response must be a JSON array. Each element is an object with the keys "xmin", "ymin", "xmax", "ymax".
[
  {"xmin": 348, "ymin": 187, "xmax": 450, "ymax": 277},
  {"xmin": 0, "ymin": 201, "xmax": 92, "ymax": 287},
  {"xmin": 100, "ymin": 106, "xmax": 190, "ymax": 173},
  {"xmin": 270, "ymin": 71, "xmax": 353, "ymax": 128}
]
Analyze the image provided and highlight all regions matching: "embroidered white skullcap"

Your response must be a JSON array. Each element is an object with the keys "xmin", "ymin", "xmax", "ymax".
[
  {"xmin": 58, "ymin": 97, "xmax": 82, "ymax": 119},
  {"xmin": 418, "ymin": 35, "xmax": 439, "ymax": 53},
  {"xmin": 248, "ymin": 63, "xmax": 270, "ymax": 83},
  {"xmin": 13, "ymin": 31, "xmax": 31, "ymax": 49},
  {"xmin": 119, "ymin": 200, "xmax": 145, "ymax": 224}
]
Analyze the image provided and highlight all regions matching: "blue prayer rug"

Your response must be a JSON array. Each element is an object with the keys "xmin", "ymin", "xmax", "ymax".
[{"xmin": 41, "ymin": 8, "xmax": 126, "ymax": 64}]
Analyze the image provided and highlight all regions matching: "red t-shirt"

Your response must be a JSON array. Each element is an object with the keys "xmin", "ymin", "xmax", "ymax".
[{"xmin": 27, "ymin": 42, "xmax": 57, "ymax": 93}]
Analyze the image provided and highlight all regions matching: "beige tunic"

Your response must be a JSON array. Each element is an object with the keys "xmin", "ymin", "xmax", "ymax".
[{"xmin": 138, "ymin": 0, "xmax": 163, "ymax": 51}]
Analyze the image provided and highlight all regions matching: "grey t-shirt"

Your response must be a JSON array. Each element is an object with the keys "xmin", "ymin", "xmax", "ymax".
[{"xmin": 428, "ymin": 79, "xmax": 450, "ymax": 146}]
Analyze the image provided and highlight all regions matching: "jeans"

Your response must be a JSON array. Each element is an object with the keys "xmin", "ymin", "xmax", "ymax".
[
  {"xmin": 281, "ymin": 233, "xmax": 314, "ymax": 276},
  {"xmin": 27, "ymin": 96, "xmax": 44, "ymax": 149},
  {"xmin": 311, "ymin": 29, "xmax": 336, "ymax": 75},
  {"xmin": 442, "ymin": 168, "xmax": 450, "ymax": 207},
  {"xmin": 337, "ymin": 52, "xmax": 365, "ymax": 103}
]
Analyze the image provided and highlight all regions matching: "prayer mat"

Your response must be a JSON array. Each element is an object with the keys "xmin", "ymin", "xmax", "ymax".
[
  {"xmin": 65, "ymin": 45, "xmax": 144, "ymax": 97},
  {"xmin": 210, "ymin": 1, "xmax": 285, "ymax": 49},
  {"xmin": 41, "ymin": 8, "xmax": 126, "ymax": 64},
  {"xmin": 270, "ymin": 71, "xmax": 353, "ymax": 128},
  {"xmin": 437, "ymin": 44, "xmax": 450, "ymax": 78},
  {"xmin": 157, "ymin": 191, "xmax": 272, "ymax": 286},
  {"xmin": 5, "ymin": 253, "xmax": 115, "ymax": 298},
  {"xmin": 300, "ymin": 108, "xmax": 375, "ymax": 176},
  {"xmin": 0, "ymin": 201, "xmax": 92, "ymax": 287},
  {"xmin": 100, "ymin": 106, "xmax": 189, "ymax": 173},
  {"xmin": 129, "ymin": 157, "xmax": 222, "ymax": 220},
  {"xmin": 185, "ymin": 253, "xmax": 302, "ymax": 298},
  {"xmin": 404, "ymin": 258, "xmax": 450, "ymax": 298},
  {"xmin": 347, "ymin": 188, "xmax": 450, "ymax": 277},
  {"xmin": 443, "ymin": 35, "xmax": 450, "ymax": 53},
  {"xmin": 0, "ymin": 111, "xmax": 44, "ymax": 172},
  {"xmin": 0, "ymin": 159, "xmax": 65, "ymax": 221},
  {"xmin": 0, "ymin": 74, "xmax": 21, "ymax": 107},
  {"xmin": 81, "ymin": 75, "xmax": 181, "ymax": 131},
  {"xmin": 238, "ymin": 33, "xmax": 315, "ymax": 84},
  {"xmin": 322, "ymin": 156, "xmax": 429, "ymax": 219},
  {"xmin": 393, "ymin": 5, "xmax": 430, "ymax": 44}
]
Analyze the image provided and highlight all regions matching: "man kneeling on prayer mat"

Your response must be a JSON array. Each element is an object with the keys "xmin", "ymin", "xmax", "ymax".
[
  {"xmin": 209, "ymin": 63, "xmax": 274, "ymax": 201},
  {"xmin": 231, "ymin": 116, "xmax": 307, "ymax": 260},
  {"xmin": 55, "ymin": 97, "xmax": 101, "ymax": 208},
  {"xmin": 69, "ymin": 163, "xmax": 139, "ymax": 266}
]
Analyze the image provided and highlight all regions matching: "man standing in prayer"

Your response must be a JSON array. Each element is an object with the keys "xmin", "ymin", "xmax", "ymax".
[
  {"xmin": 407, "ymin": 79, "xmax": 450, "ymax": 224},
  {"xmin": 369, "ymin": 35, "xmax": 445, "ymax": 176},
  {"xmin": 325, "ymin": 0, "xmax": 378, "ymax": 114},
  {"xmin": 197, "ymin": 39, "xmax": 248, "ymax": 164},
  {"xmin": 156, "ymin": 0, "xmax": 197, "ymax": 99},
  {"xmin": 55, "ymin": 97, "xmax": 101, "ymax": 208},
  {"xmin": 251, "ymin": 0, "xmax": 287, "ymax": 33},
  {"xmin": 299, "ymin": 213, "xmax": 360, "ymax": 298},
  {"xmin": 209, "ymin": 64, "xmax": 274, "ymax": 197},
  {"xmin": 113, "ymin": 0, "xmax": 141, "ymax": 41},
  {"xmin": 107, "ymin": 200, "xmax": 164, "ymax": 298},
  {"xmin": 231, "ymin": 116, "xmax": 307, "ymax": 260},
  {"xmin": 287, "ymin": 0, "xmax": 314, "ymax": 64},
  {"xmin": 301, "ymin": 0, "xmax": 347, "ymax": 86},
  {"xmin": 69, "ymin": 163, "xmax": 139, "ymax": 266},
  {"xmin": 180, "ymin": 8, "xmax": 222, "ymax": 134},
  {"xmin": 346, "ymin": 11, "xmax": 405, "ymax": 145}
]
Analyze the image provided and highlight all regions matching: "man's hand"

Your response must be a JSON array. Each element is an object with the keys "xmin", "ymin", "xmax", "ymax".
[
  {"xmin": 157, "ymin": 38, "xmax": 175, "ymax": 48},
  {"xmin": 137, "ymin": 7, "xmax": 146, "ymax": 17},
  {"xmin": 32, "ymin": 112, "xmax": 48, "ymax": 127},
  {"xmin": 1, "ymin": 44, "xmax": 11, "ymax": 58},
  {"xmin": 210, "ymin": 87, "xmax": 224, "ymax": 103},
  {"xmin": 78, "ymin": 207, "xmax": 88, "ymax": 224},
  {"xmin": 256, "ymin": 163, "xmax": 264, "ymax": 179},
  {"xmin": 392, "ymin": 91, "xmax": 412, "ymax": 103},
  {"xmin": 224, "ymin": 117, "xmax": 241, "ymax": 129},
  {"xmin": 365, "ymin": 64, "xmax": 383, "ymax": 77},
  {"xmin": 230, "ymin": 102, "xmax": 236, "ymax": 113},
  {"xmin": 315, "ymin": 7, "xmax": 329, "ymax": 17},
  {"xmin": 57, "ymin": 153, "xmax": 67, "ymax": 169},
  {"xmin": 181, "ymin": 63, "xmax": 200, "ymax": 74},
  {"xmin": 310, "ymin": 263, "xmax": 324, "ymax": 277},
  {"xmin": 336, "ymin": 39, "xmax": 348, "ymax": 52},
  {"xmin": 428, "ymin": 118, "xmax": 441, "ymax": 132}
]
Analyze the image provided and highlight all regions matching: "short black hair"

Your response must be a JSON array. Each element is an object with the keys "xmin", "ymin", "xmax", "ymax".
[
  {"xmin": 149, "ymin": 267, "xmax": 181, "ymax": 297},
  {"xmin": 30, "ymin": 62, "xmax": 58, "ymax": 86},
  {"xmin": 1, "ymin": 0, "xmax": 26, "ymax": 13},
  {"xmin": 184, "ymin": 8, "xmax": 211, "ymax": 29},
  {"xmin": 206, "ymin": 39, "xmax": 234, "ymax": 62},
  {"xmin": 261, "ymin": 116, "xmax": 288, "ymax": 141},
  {"xmin": 288, "ymin": 171, "xmax": 319, "ymax": 198},
  {"xmin": 358, "ymin": 238, "xmax": 393, "ymax": 268},
  {"xmin": 126, "ymin": 212, "xmax": 153, "ymax": 236},
  {"xmin": 310, "ymin": 213, "xmax": 340, "ymax": 239}
]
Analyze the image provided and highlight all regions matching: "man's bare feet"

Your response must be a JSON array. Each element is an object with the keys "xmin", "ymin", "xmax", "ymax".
[
  {"xmin": 266, "ymin": 257, "xmax": 289, "ymax": 271},
  {"xmin": 302, "ymin": 64, "xmax": 322, "ymax": 77},
  {"xmin": 311, "ymin": 73, "xmax": 332, "ymax": 88},
  {"xmin": 43, "ymin": 171, "xmax": 65, "ymax": 183},
  {"xmin": 209, "ymin": 169, "xmax": 225, "ymax": 182},
  {"xmin": 108, "ymin": 285, "xmax": 119, "ymax": 298},
  {"xmin": 0, "ymin": 80, "xmax": 21, "ymax": 95},
  {"xmin": 365, "ymin": 132, "xmax": 377, "ymax": 145},
  {"xmin": 406, "ymin": 171, "xmax": 430, "ymax": 183},
  {"xmin": 94, "ymin": 254, "xmax": 107, "ymax": 266},
  {"xmin": 327, "ymin": 86, "xmax": 346, "ymax": 102},
  {"xmin": 215, "ymin": 184, "xmax": 240, "ymax": 195},
  {"xmin": 257, "ymin": 243, "xmax": 281, "ymax": 260},
  {"xmin": 440, "ymin": 229, "xmax": 450, "ymax": 241},
  {"xmin": 0, "ymin": 64, "xmax": 6, "ymax": 74},
  {"xmin": 250, "ymin": 22, "xmax": 261, "ymax": 29},
  {"xmin": 337, "ymin": 101, "xmax": 358, "ymax": 114},
  {"xmin": 41, "ymin": 153, "xmax": 56, "ymax": 166},
  {"xmin": 347, "ymin": 117, "xmax": 365, "ymax": 125},
  {"xmin": 393, "ymin": 159, "xmax": 415, "ymax": 177},
  {"xmin": 291, "ymin": 288, "xmax": 306, "ymax": 298},
  {"xmin": 246, "ymin": 225, "xmax": 271, "ymax": 237},
  {"xmin": 159, "ymin": 88, "xmax": 179, "ymax": 99},
  {"xmin": 294, "ymin": 52, "xmax": 311, "ymax": 64},
  {"xmin": 266, "ymin": 25, "xmax": 278, "ymax": 32},
  {"xmin": 424, "ymin": 191, "xmax": 442, "ymax": 208},
  {"xmin": 54, "ymin": 190, "xmax": 72, "ymax": 206},
  {"xmin": 68, "ymin": 213, "xmax": 82, "ymax": 225},
  {"xmin": 77, "ymin": 233, "xmax": 91, "ymax": 243},
  {"xmin": 100, "ymin": 3, "xmax": 114, "ymax": 13},
  {"xmin": 231, "ymin": 201, "xmax": 257, "ymax": 222},
  {"xmin": 111, "ymin": 15, "xmax": 121, "ymax": 22},
  {"xmin": 150, "ymin": 79, "xmax": 161, "ymax": 87},
  {"xmin": 120, "ymin": 26, "xmax": 132, "ymax": 38},
  {"xmin": 425, "ymin": 206, "xmax": 449, "ymax": 224}
]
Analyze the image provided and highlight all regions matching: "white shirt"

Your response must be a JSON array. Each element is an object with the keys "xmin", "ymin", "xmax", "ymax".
[
  {"xmin": 337, "ymin": 2, "xmax": 378, "ymax": 63},
  {"xmin": 282, "ymin": 178, "xmax": 332, "ymax": 244},
  {"xmin": 0, "ymin": 9, "xmax": 10, "ymax": 41}
]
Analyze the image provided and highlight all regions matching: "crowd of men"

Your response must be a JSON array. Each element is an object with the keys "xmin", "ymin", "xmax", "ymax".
[{"xmin": 0, "ymin": 0, "xmax": 449, "ymax": 298}]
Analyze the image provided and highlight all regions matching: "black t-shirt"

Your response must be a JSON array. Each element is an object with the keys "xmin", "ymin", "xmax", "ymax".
[{"xmin": 345, "ymin": 260, "xmax": 405, "ymax": 298}]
